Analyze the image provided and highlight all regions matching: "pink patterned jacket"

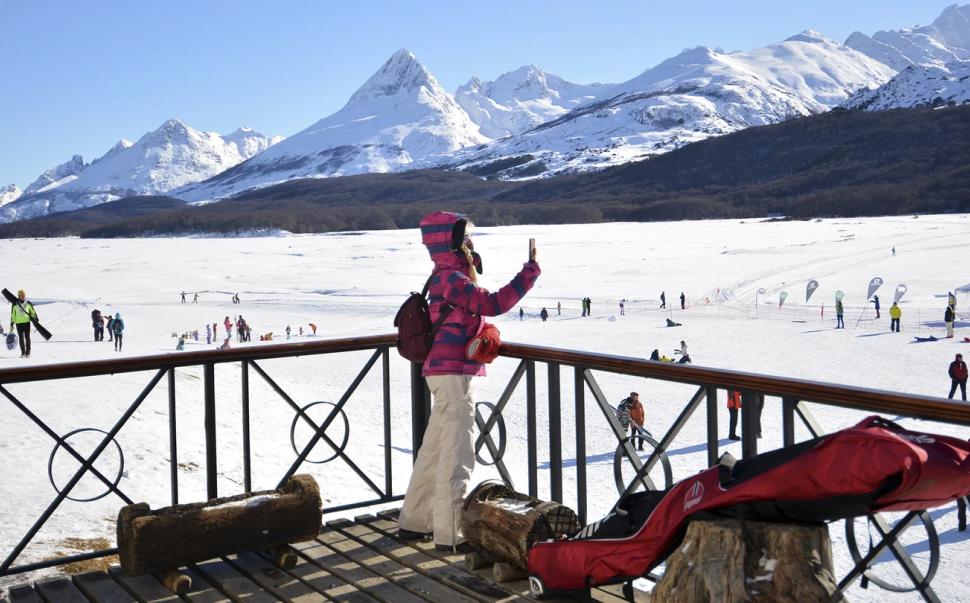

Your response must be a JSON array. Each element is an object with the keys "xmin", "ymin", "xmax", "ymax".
[{"xmin": 419, "ymin": 211, "xmax": 541, "ymax": 376}]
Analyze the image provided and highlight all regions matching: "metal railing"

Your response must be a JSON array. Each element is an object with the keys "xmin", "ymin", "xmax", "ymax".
[{"xmin": 2, "ymin": 333, "xmax": 968, "ymax": 602}]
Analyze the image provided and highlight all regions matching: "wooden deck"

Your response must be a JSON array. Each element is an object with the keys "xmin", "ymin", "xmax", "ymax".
[{"xmin": 5, "ymin": 511, "xmax": 649, "ymax": 603}]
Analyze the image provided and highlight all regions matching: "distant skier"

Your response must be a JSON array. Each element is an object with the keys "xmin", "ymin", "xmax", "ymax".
[
  {"xmin": 232, "ymin": 292, "xmax": 240, "ymax": 304},
  {"xmin": 557, "ymin": 301, "xmax": 561, "ymax": 316},
  {"xmin": 945, "ymin": 304, "xmax": 956, "ymax": 339},
  {"xmin": 112, "ymin": 312, "xmax": 125, "ymax": 352},
  {"xmin": 871, "ymin": 295, "xmax": 881, "ymax": 318},
  {"xmin": 519, "ymin": 307, "xmax": 524, "ymax": 321},
  {"xmin": 540, "ymin": 307, "xmax": 549, "ymax": 322},
  {"xmin": 727, "ymin": 390, "xmax": 742, "ymax": 441},
  {"xmin": 192, "ymin": 292, "xmax": 199, "ymax": 304},
  {"xmin": 205, "ymin": 323, "xmax": 212, "ymax": 344},
  {"xmin": 9, "ymin": 289, "xmax": 38, "ymax": 358},
  {"xmin": 835, "ymin": 299, "xmax": 845, "ymax": 328},
  {"xmin": 181, "ymin": 291, "xmax": 186, "ymax": 303},
  {"xmin": 619, "ymin": 299, "xmax": 625, "ymax": 316},
  {"xmin": 91, "ymin": 309, "xmax": 104, "ymax": 341},
  {"xmin": 675, "ymin": 340, "xmax": 691, "ymax": 364},
  {"xmin": 680, "ymin": 292, "xmax": 686, "ymax": 310},
  {"xmin": 890, "ymin": 302, "xmax": 901, "ymax": 332},
  {"xmin": 891, "ymin": 246, "xmax": 896, "ymax": 256},
  {"xmin": 949, "ymin": 353, "xmax": 968, "ymax": 401},
  {"xmin": 286, "ymin": 325, "xmax": 291, "ymax": 339},
  {"xmin": 659, "ymin": 291, "xmax": 666, "ymax": 309},
  {"xmin": 586, "ymin": 297, "xmax": 592, "ymax": 316}
]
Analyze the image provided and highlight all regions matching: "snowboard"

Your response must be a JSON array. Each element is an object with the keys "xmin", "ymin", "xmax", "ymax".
[
  {"xmin": 2, "ymin": 288, "xmax": 52, "ymax": 340},
  {"xmin": 4, "ymin": 333, "xmax": 15, "ymax": 350}
]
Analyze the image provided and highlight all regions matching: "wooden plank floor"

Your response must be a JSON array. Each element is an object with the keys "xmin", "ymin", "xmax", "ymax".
[{"xmin": 4, "ymin": 513, "xmax": 650, "ymax": 603}]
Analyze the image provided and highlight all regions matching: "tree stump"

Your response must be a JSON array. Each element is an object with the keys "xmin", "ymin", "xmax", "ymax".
[
  {"xmin": 652, "ymin": 519, "xmax": 843, "ymax": 603},
  {"xmin": 460, "ymin": 481, "xmax": 580, "ymax": 572},
  {"xmin": 117, "ymin": 474, "xmax": 322, "ymax": 576}
]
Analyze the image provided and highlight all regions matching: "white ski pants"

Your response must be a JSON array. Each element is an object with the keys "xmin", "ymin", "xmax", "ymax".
[{"xmin": 398, "ymin": 374, "xmax": 476, "ymax": 547}]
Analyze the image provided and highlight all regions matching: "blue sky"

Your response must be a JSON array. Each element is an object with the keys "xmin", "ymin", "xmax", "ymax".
[{"xmin": 0, "ymin": 0, "xmax": 959, "ymax": 188}]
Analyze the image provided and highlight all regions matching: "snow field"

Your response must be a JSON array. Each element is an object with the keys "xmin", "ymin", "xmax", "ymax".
[{"xmin": 1, "ymin": 214, "xmax": 969, "ymax": 600}]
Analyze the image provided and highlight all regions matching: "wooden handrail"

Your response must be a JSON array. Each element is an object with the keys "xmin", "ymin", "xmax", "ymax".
[
  {"xmin": 0, "ymin": 334, "xmax": 398, "ymax": 384},
  {"xmin": 1, "ymin": 333, "xmax": 967, "ymax": 427},
  {"xmin": 499, "ymin": 341, "xmax": 970, "ymax": 427}
]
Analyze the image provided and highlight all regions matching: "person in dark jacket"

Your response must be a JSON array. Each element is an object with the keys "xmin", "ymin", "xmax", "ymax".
[
  {"xmin": 949, "ymin": 353, "xmax": 968, "ymax": 401},
  {"xmin": 680, "ymin": 292, "xmax": 686, "ymax": 310},
  {"xmin": 106, "ymin": 315, "xmax": 114, "ymax": 341},
  {"xmin": 540, "ymin": 307, "xmax": 549, "ymax": 322},
  {"xmin": 519, "ymin": 307, "xmax": 524, "ymax": 321},
  {"xmin": 617, "ymin": 392, "xmax": 646, "ymax": 450},
  {"xmin": 871, "ymin": 295, "xmax": 881, "ymax": 318},
  {"xmin": 112, "ymin": 312, "xmax": 125, "ymax": 351},
  {"xmin": 945, "ymin": 305, "xmax": 956, "ymax": 339},
  {"xmin": 91, "ymin": 309, "xmax": 104, "ymax": 341},
  {"xmin": 659, "ymin": 291, "xmax": 666, "ymax": 309},
  {"xmin": 835, "ymin": 300, "xmax": 845, "ymax": 328}
]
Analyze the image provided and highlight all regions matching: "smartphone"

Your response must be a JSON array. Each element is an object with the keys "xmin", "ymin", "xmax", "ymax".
[{"xmin": 528, "ymin": 238, "xmax": 536, "ymax": 261}]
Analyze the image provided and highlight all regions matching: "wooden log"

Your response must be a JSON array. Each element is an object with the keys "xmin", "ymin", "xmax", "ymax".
[
  {"xmin": 652, "ymin": 519, "xmax": 842, "ymax": 603},
  {"xmin": 270, "ymin": 545, "xmax": 298, "ymax": 569},
  {"xmin": 493, "ymin": 561, "xmax": 528, "ymax": 583},
  {"xmin": 464, "ymin": 550, "xmax": 498, "ymax": 571},
  {"xmin": 118, "ymin": 474, "xmax": 322, "ymax": 576},
  {"xmin": 160, "ymin": 569, "xmax": 192, "ymax": 595},
  {"xmin": 460, "ymin": 481, "xmax": 580, "ymax": 572}
]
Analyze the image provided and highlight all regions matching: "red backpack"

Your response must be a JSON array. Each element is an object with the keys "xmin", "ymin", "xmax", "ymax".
[{"xmin": 394, "ymin": 274, "xmax": 453, "ymax": 362}]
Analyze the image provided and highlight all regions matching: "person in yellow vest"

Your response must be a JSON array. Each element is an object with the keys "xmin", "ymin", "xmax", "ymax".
[
  {"xmin": 9, "ymin": 289, "xmax": 38, "ymax": 358},
  {"xmin": 889, "ymin": 302, "xmax": 902, "ymax": 333}
]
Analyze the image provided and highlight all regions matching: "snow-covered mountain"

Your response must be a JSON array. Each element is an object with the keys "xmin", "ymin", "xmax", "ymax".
[
  {"xmin": 176, "ymin": 49, "xmax": 488, "ymax": 203},
  {"xmin": 455, "ymin": 65, "xmax": 609, "ymax": 138},
  {"xmin": 1, "ymin": 120, "xmax": 282, "ymax": 222},
  {"xmin": 846, "ymin": 4, "xmax": 970, "ymax": 70},
  {"xmin": 448, "ymin": 32, "xmax": 894, "ymax": 179},
  {"xmin": 846, "ymin": 59, "xmax": 970, "ymax": 110},
  {"xmin": 0, "ymin": 184, "xmax": 21, "ymax": 208}
]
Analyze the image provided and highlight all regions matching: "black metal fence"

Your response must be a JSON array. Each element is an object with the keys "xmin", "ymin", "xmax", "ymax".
[{"xmin": 2, "ymin": 334, "xmax": 968, "ymax": 602}]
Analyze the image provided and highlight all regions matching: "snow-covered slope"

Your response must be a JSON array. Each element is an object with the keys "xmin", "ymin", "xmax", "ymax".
[
  {"xmin": 846, "ymin": 3, "xmax": 970, "ymax": 70},
  {"xmin": 455, "ymin": 65, "xmax": 609, "ymax": 138},
  {"xmin": 176, "ymin": 49, "xmax": 488, "ymax": 203},
  {"xmin": 450, "ymin": 32, "xmax": 894, "ymax": 178},
  {"xmin": 846, "ymin": 59, "xmax": 970, "ymax": 110},
  {"xmin": 23, "ymin": 154, "xmax": 85, "ymax": 195},
  {"xmin": 0, "ymin": 184, "xmax": 21, "ymax": 208},
  {"xmin": 0, "ymin": 120, "xmax": 281, "ymax": 222}
]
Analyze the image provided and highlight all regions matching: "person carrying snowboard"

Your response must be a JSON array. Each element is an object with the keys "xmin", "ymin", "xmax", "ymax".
[
  {"xmin": 397, "ymin": 211, "xmax": 540, "ymax": 552},
  {"xmin": 617, "ymin": 392, "xmax": 646, "ymax": 450},
  {"xmin": 9, "ymin": 289, "xmax": 38, "ymax": 358},
  {"xmin": 890, "ymin": 302, "xmax": 901, "ymax": 332},
  {"xmin": 112, "ymin": 312, "xmax": 125, "ymax": 351}
]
